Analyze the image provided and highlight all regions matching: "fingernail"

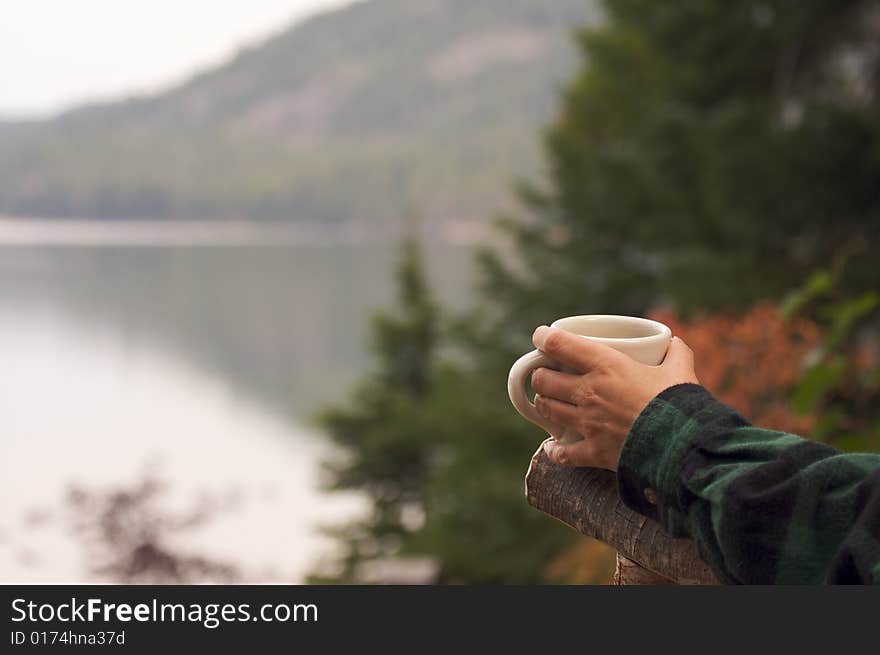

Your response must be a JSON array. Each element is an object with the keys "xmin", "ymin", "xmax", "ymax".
[
  {"xmin": 542, "ymin": 440, "xmax": 555, "ymax": 457},
  {"xmin": 532, "ymin": 325, "xmax": 551, "ymax": 348},
  {"xmin": 534, "ymin": 394, "xmax": 548, "ymax": 418}
]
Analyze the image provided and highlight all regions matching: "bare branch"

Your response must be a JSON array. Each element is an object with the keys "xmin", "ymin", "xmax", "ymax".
[{"xmin": 525, "ymin": 441, "xmax": 718, "ymax": 585}]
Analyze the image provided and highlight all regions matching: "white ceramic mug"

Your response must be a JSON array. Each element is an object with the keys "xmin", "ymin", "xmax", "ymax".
[{"xmin": 507, "ymin": 315, "xmax": 672, "ymax": 444}]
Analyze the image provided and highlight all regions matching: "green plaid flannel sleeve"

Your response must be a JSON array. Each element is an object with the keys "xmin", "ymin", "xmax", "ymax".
[{"xmin": 617, "ymin": 383, "xmax": 880, "ymax": 584}]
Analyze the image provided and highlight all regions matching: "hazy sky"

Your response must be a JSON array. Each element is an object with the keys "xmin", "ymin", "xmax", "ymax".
[{"xmin": 0, "ymin": 0, "xmax": 354, "ymax": 118}]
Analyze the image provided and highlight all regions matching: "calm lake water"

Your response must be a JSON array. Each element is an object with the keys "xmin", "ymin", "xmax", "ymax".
[{"xmin": 0, "ymin": 222, "xmax": 475, "ymax": 582}]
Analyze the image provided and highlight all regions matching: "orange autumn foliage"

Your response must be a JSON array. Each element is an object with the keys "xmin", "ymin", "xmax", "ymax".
[
  {"xmin": 649, "ymin": 303, "xmax": 821, "ymax": 435},
  {"xmin": 545, "ymin": 538, "xmax": 617, "ymax": 584}
]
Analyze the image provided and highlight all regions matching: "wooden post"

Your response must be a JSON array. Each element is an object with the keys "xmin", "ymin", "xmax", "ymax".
[{"xmin": 525, "ymin": 440, "xmax": 718, "ymax": 585}]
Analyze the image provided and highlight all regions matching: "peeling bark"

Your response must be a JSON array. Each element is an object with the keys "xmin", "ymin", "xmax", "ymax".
[{"xmin": 525, "ymin": 440, "xmax": 718, "ymax": 585}]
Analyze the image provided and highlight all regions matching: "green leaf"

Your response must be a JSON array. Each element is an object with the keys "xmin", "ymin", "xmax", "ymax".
[
  {"xmin": 780, "ymin": 271, "xmax": 832, "ymax": 318},
  {"xmin": 810, "ymin": 406, "xmax": 846, "ymax": 442},
  {"xmin": 792, "ymin": 360, "xmax": 846, "ymax": 414},
  {"xmin": 832, "ymin": 434, "xmax": 872, "ymax": 453},
  {"xmin": 826, "ymin": 291, "xmax": 879, "ymax": 349}
]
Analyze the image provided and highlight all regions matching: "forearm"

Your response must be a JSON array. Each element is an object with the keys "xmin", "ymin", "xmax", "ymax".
[{"xmin": 617, "ymin": 383, "xmax": 880, "ymax": 584}]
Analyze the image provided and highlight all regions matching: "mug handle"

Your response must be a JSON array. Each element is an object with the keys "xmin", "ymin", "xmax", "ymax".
[{"xmin": 507, "ymin": 349, "xmax": 570, "ymax": 438}]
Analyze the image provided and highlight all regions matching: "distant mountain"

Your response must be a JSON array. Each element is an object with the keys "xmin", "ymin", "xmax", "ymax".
[{"xmin": 0, "ymin": 0, "xmax": 599, "ymax": 232}]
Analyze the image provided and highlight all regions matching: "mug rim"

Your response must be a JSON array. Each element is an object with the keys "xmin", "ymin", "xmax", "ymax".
[{"xmin": 550, "ymin": 314, "xmax": 672, "ymax": 344}]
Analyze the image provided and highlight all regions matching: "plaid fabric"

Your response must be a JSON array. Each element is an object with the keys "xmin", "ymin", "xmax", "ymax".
[{"xmin": 617, "ymin": 383, "xmax": 880, "ymax": 584}]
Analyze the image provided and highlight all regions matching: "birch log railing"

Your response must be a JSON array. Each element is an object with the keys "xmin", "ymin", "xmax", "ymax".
[{"xmin": 525, "ymin": 440, "xmax": 719, "ymax": 585}]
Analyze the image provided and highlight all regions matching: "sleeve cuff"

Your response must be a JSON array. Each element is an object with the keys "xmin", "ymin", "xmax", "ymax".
[{"xmin": 617, "ymin": 383, "xmax": 727, "ymax": 536}]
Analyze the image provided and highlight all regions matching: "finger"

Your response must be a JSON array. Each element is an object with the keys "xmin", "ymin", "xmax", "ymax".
[
  {"xmin": 662, "ymin": 336, "xmax": 698, "ymax": 381},
  {"xmin": 543, "ymin": 438, "xmax": 597, "ymax": 468},
  {"xmin": 534, "ymin": 394, "xmax": 579, "ymax": 428},
  {"xmin": 532, "ymin": 326, "xmax": 617, "ymax": 372},
  {"xmin": 530, "ymin": 367, "xmax": 582, "ymax": 405}
]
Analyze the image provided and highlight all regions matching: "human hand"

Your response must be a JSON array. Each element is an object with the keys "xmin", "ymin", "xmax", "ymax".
[{"xmin": 530, "ymin": 326, "xmax": 699, "ymax": 471}]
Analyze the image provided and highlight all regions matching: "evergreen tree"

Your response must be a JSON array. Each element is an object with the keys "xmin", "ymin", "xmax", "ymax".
[
  {"xmin": 318, "ymin": 0, "xmax": 880, "ymax": 583},
  {"xmin": 313, "ymin": 237, "xmax": 440, "ymax": 580},
  {"xmin": 313, "ymin": 237, "xmax": 577, "ymax": 583},
  {"xmin": 482, "ymin": 0, "xmax": 880, "ymax": 326}
]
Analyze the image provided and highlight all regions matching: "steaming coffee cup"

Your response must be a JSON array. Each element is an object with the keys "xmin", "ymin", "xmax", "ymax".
[{"xmin": 507, "ymin": 315, "xmax": 672, "ymax": 444}]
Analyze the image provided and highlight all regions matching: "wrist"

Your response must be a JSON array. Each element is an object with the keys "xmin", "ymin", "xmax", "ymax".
[{"xmin": 616, "ymin": 383, "xmax": 718, "ymax": 534}]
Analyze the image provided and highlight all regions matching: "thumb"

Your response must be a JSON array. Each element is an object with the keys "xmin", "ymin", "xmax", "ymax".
[
  {"xmin": 662, "ymin": 336, "xmax": 697, "ymax": 379},
  {"xmin": 543, "ymin": 439, "xmax": 574, "ymax": 466}
]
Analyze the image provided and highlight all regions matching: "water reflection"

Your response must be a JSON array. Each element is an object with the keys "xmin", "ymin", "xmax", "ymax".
[{"xmin": 0, "ymin": 242, "xmax": 473, "ymax": 582}]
